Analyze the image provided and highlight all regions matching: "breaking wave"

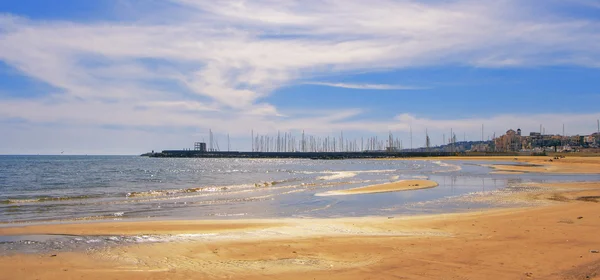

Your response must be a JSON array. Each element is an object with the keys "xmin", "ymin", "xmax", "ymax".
[
  {"xmin": 432, "ymin": 161, "xmax": 462, "ymax": 173},
  {"xmin": 317, "ymin": 171, "xmax": 358, "ymax": 180},
  {"xmin": 1, "ymin": 195, "xmax": 99, "ymax": 204}
]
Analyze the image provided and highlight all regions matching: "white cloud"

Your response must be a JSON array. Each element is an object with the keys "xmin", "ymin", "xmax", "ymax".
[
  {"xmin": 0, "ymin": 0, "xmax": 600, "ymax": 153},
  {"xmin": 306, "ymin": 82, "xmax": 425, "ymax": 90}
]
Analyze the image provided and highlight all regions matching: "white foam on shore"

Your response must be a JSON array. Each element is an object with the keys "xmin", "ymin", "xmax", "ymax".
[
  {"xmin": 355, "ymin": 169, "xmax": 398, "ymax": 174},
  {"xmin": 317, "ymin": 171, "xmax": 357, "ymax": 181},
  {"xmin": 432, "ymin": 161, "xmax": 462, "ymax": 173},
  {"xmin": 408, "ymin": 175, "xmax": 429, "ymax": 179}
]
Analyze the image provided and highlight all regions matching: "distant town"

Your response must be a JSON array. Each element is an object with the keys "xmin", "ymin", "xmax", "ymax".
[{"xmin": 410, "ymin": 128, "xmax": 600, "ymax": 153}]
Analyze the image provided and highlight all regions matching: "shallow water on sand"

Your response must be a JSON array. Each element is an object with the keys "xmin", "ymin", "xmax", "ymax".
[{"xmin": 1, "ymin": 156, "xmax": 599, "ymax": 224}]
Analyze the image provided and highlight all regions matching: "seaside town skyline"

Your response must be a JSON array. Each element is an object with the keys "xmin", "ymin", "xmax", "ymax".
[{"xmin": 157, "ymin": 125, "xmax": 600, "ymax": 155}]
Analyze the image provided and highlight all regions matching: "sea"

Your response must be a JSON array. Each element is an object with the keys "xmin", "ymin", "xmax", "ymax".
[{"xmin": 1, "ymin": 155, "xmax": 598, "ymax": 254}]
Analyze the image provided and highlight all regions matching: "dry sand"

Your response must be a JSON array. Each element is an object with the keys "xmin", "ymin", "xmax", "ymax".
[
  {"xmin": 315, "ymin": 179, "xmax": 438, "ymax": 196},
  {"xmin": 2, "ymin": 157, "xmax": 600, "ymax": 280}
]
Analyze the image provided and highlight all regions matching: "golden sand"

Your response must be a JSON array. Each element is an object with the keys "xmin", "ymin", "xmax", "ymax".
[
  {"xmin": 0, "ymin": 220, "xmax": 282, "ymax": 236},
  {"xmin": 315, "ymin": 179, "xmax": 438, "ymax": 196}
]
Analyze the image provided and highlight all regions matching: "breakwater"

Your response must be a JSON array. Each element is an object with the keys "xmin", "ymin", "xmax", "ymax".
[{"xmin": 148, "ymin": 150, "xmax": 457, "ymax": 159}]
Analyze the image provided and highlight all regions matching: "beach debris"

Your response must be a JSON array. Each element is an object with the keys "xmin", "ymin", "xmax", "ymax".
[
  {"xmin": 524, "ymin": 272, "xmax": 533, "ymax": 277},
  {"xmin": 576, "ymin": 196, "xmax": 600, "ymax": 203},
  {"xmin": 591, "ymin": 250, "xmax": 599, "ymax": 253},
  {"xmin": 50, "ymin": 254, "xmax": 57, "ymax": 257},
  {"xmin": 558, "ymin": 219, "xmax": 574, "ymax": 224},
  {"xmin": 577, "ymin": 216, "xmax": 583, "ymax": 219}
]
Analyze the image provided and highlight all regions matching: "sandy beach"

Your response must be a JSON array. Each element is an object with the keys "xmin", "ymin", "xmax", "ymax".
[
  {"xmin": 1, "ymin": 157, "xmax": 600, "ymax": 280},
  {"xmin": 315, "ymin": 179, "xmax": 438, "ymax": 196}
]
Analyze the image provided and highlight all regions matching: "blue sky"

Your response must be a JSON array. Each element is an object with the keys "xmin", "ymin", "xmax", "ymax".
[{"xmin": 1, "ymin": 0, "xmax": 599, "ymax": 154}]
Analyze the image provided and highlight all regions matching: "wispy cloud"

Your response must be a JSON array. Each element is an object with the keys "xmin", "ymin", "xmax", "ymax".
[
  {"xmin": 0, "ymin": 0, "xmax": 599, "ymax": 153},
  {"xmin": 306, "ymin": 82, "xmax": 426, "ymax": 90}
]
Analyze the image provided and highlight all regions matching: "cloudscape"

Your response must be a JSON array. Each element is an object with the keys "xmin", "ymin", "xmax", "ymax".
[{"xmin": 1, "ymin": 0, "xmax": 599, "ymax": 154}]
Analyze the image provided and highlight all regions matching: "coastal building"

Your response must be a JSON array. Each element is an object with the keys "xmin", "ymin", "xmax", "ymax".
[
  {"xmin": 194, "ymin": 142, "xmax": 207, "ymax": 152},
  {"xmin": 492, "ymin": 127, "xmax": 600, "ymax": 152},
  {"xmin": 495, "ymin": 129, "xmax": 522, "ymax": 152},
  {"xmin": 469, "ymin": 143, "xmax": 490, "ymax": 152}
]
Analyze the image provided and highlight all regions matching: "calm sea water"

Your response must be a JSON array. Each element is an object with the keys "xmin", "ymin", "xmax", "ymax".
[{"xmin": 1, "ymin": 155, "xmax": 599, "ymax": 224}]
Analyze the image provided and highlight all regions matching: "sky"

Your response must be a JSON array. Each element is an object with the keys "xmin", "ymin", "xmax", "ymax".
[{"xmin": 1, "ymin": 0, "xmax": 600, "ymax": 155}]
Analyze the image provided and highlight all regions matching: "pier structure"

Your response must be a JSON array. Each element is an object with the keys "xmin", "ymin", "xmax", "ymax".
[
  {"xmin": 150, "ymin": 150, "xmax": 457, "ymax": 159},
  {"xmin": 150, "ymin": 129, "xmax": 475, "ymax": 158},
  {"xmin": 147, "ymin": 122, "xmax": 600, "ymax": 158}
]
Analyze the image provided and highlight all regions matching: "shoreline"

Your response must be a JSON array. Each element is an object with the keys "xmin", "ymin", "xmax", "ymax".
[
  {"xmin": 2, "ymin": 182, "xmax": 600, "ymax": 279},
  {"xmin": 2, "ymin": 179, "xmax": 596, "ymax": 238},
  {"xmin": 1, "ymin": 158, "xmax": 600, "ymax": 279},
  {"xmin": 1, "ymin": 181, "xmax": 599, "ymax": 279}
]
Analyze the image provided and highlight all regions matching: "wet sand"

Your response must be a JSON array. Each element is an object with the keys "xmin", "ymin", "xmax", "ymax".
[
  {"xmin": 1, "ymin": 158, "xmax": 600, "ymax": 280},
  {"xmin": 0, "ymin": 220, "xmax": 283, "ymax": 236},
  {"xmin": 485, "ymin": 156, "xmax": 600, "ymax": 174},
  {"xmin": 387, "ymin": 155, "xmax": 600, "ymax": 174},
  {"xmin": 315, "ymin": 179, "xmax": 438, "ymax": 196}
]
